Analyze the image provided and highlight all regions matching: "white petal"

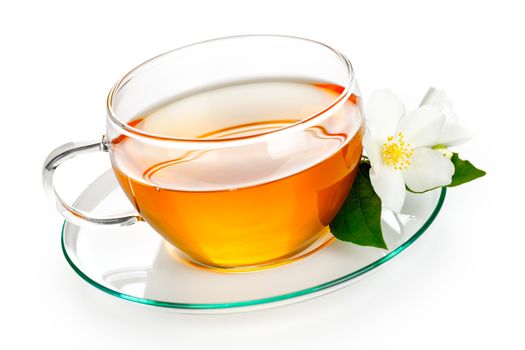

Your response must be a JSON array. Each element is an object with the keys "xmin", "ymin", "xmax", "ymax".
[
  {"xmin": 420, "ymin": 87, "xmax": 457, "ymax": 123},
  {"xmin": 420, "ymin": 87, "xmax": 446, "ymax": 107},
  {"xmin": 402, "ymin": 148, "xmax": 454, "ymax": 192},
  {"xmin": 441, "ymin": 103, "xmax": 458, "ymax": 124},
  {"xmin": 397, "ymin": 105, "xmax": 445, "ymax": 148},
  {"xmin": 369, "ymin": 166, "xmax": 406, "ymax": 213},
  {"xmin": 438, "ymin": 123, "xmax": 473, "ymax": 147},
  {"xmin": 366, "ymin": 89, "xmax": 406, "ymax": 141},
  {"xmin": 363, "ymin": 128, "xmax": 383, "ymax": 171}
]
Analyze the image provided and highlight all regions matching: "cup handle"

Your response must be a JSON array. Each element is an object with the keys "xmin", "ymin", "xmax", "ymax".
[{"xmin": 42, "ymin": 135, "xmax": 143, "ymax": 227}]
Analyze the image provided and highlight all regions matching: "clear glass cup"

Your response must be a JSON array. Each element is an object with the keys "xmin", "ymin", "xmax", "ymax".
[{"xmin": 43, "ymin": 35, "xmax": 364, "ymax": 271}]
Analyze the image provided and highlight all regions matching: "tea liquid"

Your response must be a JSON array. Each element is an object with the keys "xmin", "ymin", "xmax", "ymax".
[{"xmin": 111, "ymin": 80, "xmax": 363, "ymax": 268}]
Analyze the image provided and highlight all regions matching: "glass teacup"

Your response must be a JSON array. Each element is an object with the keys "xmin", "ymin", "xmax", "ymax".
[{"xmin": 43, "ymin": 35, "xmax": 363, "ymax": 270}]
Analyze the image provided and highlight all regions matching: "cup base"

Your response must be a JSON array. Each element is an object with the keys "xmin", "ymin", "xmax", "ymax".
[{"xmin": 164, "ymin": 228, "xmax": 335, "ymax": 273}]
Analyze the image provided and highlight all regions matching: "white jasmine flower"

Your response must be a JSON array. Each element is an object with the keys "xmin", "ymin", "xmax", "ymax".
[{"xmin": 363, "ymin": 88, "xmax": 470, "ymax": 212}]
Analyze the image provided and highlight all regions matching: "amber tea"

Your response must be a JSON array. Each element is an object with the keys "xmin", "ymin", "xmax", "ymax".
[{"xmin": 110, "ymin": 80, "xmax": 363, "ymax": 268}]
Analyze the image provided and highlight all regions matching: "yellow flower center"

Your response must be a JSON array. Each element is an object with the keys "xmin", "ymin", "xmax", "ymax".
[{"xmin": 382, "ymin": 132, "xmax": 414, "ymax": 170}]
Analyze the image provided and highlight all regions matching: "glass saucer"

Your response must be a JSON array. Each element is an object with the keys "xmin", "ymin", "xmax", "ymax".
[{"xmin": 62, "ymin": 169, "xmax": 445, "ymax": 313}]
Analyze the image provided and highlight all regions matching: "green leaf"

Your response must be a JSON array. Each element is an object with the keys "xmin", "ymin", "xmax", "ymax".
[
  {"xmin": 329, "ymin": 162, "xmax": 387, "ymax": 249},
  {"xmin": 448, "ymin": 153, "xmax": 486, "ymax": 187}
]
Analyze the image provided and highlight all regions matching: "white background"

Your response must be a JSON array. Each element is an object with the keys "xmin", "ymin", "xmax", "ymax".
[{"xmin": 1, "ymin": 0, "xmax": 524, "ymax": 349}]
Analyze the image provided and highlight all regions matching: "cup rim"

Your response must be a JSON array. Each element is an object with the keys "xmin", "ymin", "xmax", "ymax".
[{"xmin": 106, "ymin": 34, "xmax": 356, "ymax": 144}]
